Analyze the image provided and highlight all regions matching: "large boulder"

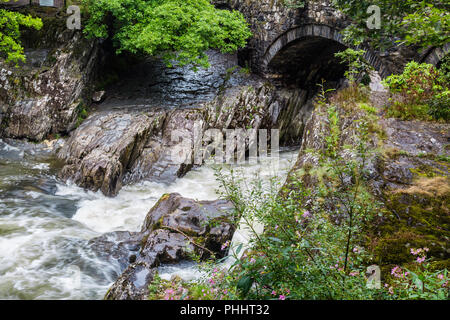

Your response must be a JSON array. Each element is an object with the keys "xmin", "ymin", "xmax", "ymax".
[
  {"xmin": 93, "ymin": 193, "xmax": 234, "ymax": 300},
  {"xmin": 57, "ymin": 108, "xmax": 167, "ymax": 196}
]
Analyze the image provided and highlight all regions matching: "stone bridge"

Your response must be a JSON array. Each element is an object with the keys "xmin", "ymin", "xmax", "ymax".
[{"xmin": 215, "ymin": 0, "xmax": 448, "ymax": 85}]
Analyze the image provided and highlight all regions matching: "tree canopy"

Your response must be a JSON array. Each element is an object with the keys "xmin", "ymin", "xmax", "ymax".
[
  {"xmin": 289, "ymin": 0, "xmax": 449, "ymax": 50},
  {"xmin": 332, "ymin": 0, "xmax": 449, "ymax": 49},
  {"xmin": 0, "ymin": 0, "xmax": 43, "ymax": 64},
  {"xmin": 82, "ymin": 0, "xmax": 252, "ymax": 68}
]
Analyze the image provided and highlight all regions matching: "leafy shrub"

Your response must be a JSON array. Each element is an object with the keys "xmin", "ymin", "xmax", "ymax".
[
  {"xmin": 335, "ymin": 49, "xmax": 373, "ymax": 84},
  {"xmin": 0, "ymin": 3, "xmax": 43, "ymax": 64},
  {"xmin": 383, "ymin": 62, "xmax": 441, "ymax": 104},
  {"xmin": 437, "ymin": 55, "xmax": 450, "ymax": 85},
  {"xmin": 427, "ymin": 90, "xmax": 450, "ymax": 121},
  {"xmin": 386, "ymin": 248, "xmax": 449, "ymax": 300},
  {"xmin": 82, "ymin": 0, "xmax": 252, "ymax": 69},
  {"xmin": 383, "ymin": 61, "xmax": 449, "ymax": 121},
  {"xmin": 385, "ymin": 102, "xmax": 431, "ymax": 121}
]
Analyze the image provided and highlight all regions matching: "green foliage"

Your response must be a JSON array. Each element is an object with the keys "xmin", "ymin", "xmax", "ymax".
[
  {"xmin": 332, "ymin": 0, "xmax": 449, "ymax": 49},
  {"xmin": 325, "ymin": 105, "xmax": 340, "ymax": 158},
  {"xmin": 437, "ymin": 54, "xmax": 450, "ymax": 85},
  {"xmin": 383, "ymin": 61, "xmax": 449, "ymax": 121},
  {"xmin": 383, "ymin": 62, "xmax": 441, "ymax": 104},
  {"xmin": 82, "ymin": 0, "xmax": 252, "ymax": 68},
  {"xmin": 400, "ymin": 5, "xmax": 450, "ymax": 48},
  {"xmin": 192, "ymin": 105, "xmax": 384, "ymax": 300},
  {"xmin": 387, "ymin": 248, "xmax": 449, "ymax": 300},
  {"xmin": 427, "ymin": 90, "xmax": 450, "ymax": 121},
  {"xmin": 75, "ymin": 102, "xmax": 89, "ymax": 127},
  {"xmin": 315, "ymin": 79, "xmax": 336, "ymax": 106},
  {"xmin": 334, "ymin": 49, "xmax": 372, "ymax": 84},
  {"xmin": 385, "ymin": 101, "xmax": 431, "ymax": 121},
  {"xmin": 0, "ymin": 2, "xmax": 43, "ymax": 64}
]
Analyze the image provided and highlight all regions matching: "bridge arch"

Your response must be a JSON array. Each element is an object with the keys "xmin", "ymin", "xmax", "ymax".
[{"xmin": 260, "ymin": 24, "xmax": 389, "ymax": 86}]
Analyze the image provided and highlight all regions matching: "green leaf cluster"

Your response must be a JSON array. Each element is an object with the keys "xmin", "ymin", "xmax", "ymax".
[
  {"xmin": 288, "ymin": 1, "xmax": 449, "ymax": 50},
  {"xmin": 0, "ymin": 1, "xmax": 43, "ymax": 64},
  {"xmin": 82, "ymin": 0, "xmax": 252, "ymax": 68},
  {"xmin": 332, "ymin": 0, "xmax": 449, "ymax": 49},
  {"xmin": 382, "ymin": 60, "xmax": 450, "ymax": 121}
]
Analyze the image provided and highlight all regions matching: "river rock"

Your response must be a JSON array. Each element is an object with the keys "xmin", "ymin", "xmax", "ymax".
[
  {"xmin": 88, "ymin": 231, "xmax": 144, "ymax": 272},
  {"xmin": 92, "ymin": 91, "xmax": 106, "ymax": 103},
  {"xmin": 141, "ymin": 193, "xmax": 235, "ymax": 252},
  {"xmin": 57, "ymin": 108, "xmax": 167, "ymax": 196},
  {"xmin": 103, "ymin": 193, "xmax": 234, "ymax": 300}
]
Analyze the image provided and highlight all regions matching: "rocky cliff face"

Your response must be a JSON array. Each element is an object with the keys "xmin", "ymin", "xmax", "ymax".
[
  {"xmin": 57, "ymin": 52, "xmax": 311, "ymax": 196},
  {"xmin": 285, "ymin": 84, "xmax": 450, "ymax": 271},
  {"xmin": 0, "ymin": 16, "xmax": 98, "ymax": 141}
]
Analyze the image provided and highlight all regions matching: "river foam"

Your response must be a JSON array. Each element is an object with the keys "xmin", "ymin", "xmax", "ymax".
[{"xmin": 0, "ymin": 138, "xmax": 298, "ymax": 299}]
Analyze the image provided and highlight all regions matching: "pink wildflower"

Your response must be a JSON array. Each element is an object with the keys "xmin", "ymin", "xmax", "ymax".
[
  {"xmin": 391, "ymin": 266, "xmax": 406, "ymax": 278},
  {"xmin": 221, "ymin": 241, "xmax": 230, "ymax": 251}
]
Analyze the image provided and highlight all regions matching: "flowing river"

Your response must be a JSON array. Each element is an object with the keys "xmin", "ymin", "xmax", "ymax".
[{"xmin": 0, "ymin": 138, "xmax": 298, "ymax": 300}]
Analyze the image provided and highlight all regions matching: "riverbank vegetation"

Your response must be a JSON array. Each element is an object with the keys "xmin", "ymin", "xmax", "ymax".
[
  {"xmin": 146, "ymin": 80, "xmax": 449, "ymax": 300},
  {"xmin": 382, "ymin": 58, "xmax": 450, "ymax": 121}
]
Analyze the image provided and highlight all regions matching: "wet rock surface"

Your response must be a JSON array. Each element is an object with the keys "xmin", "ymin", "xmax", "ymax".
[
  {"xmin": 96, "ymin": 193, "xmax": 234, "ymax": 300},
  {"xmin": 99, "ymin": 51, "xmax": 248, "ymax": 110},
  {"xmin": 57, "ymin": 51, "xmax": 310, "ymax": 196},
  {"xmin": 57, "ymin": 108, "xmax": 167, "ymax": 196},
  {"xmin": 88, "ymin": 231, "xmax": 144, "ymax": 272}
]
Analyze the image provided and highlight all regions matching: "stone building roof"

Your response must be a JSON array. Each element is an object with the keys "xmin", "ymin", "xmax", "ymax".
[{"xmin": 2, "ymin": 0, "xmax": 65, "ymax": 8}]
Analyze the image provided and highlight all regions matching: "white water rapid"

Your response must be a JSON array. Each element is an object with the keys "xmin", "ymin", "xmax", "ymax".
[{"xmin": 0, "ymin": 138, "xmax": 298, "ymax": 299}]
